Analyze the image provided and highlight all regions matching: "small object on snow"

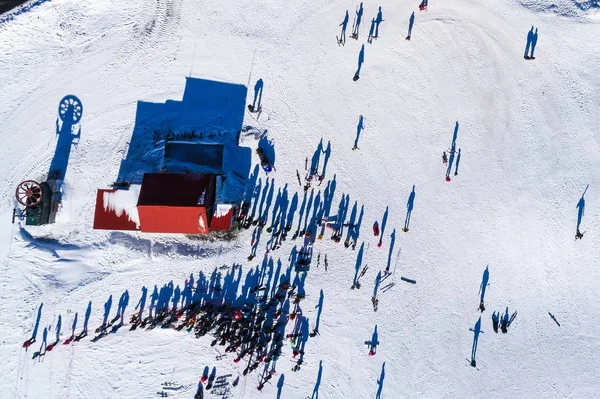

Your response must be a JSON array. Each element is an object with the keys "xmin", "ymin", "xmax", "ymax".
[
  {"xmin": 548, "ymin": 312, "xmax": 560, "ymax": 327},
  {"xmin": 400, "ymin": 276, "xmax": 416, "ymax": 284},
  {"xmin": 256, "ymin": 148, "xmax": 274, "ymax": 173}
]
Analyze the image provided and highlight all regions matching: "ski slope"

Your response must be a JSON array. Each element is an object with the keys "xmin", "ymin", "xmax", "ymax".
[{"xmin": 1, "ymin": 0, "xmax": 599, "ymax": 397}]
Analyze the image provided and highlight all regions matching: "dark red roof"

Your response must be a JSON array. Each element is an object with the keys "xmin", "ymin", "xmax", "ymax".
[{"xmin": 137, "ymin": 173, "xmax": 215, "ymax": 207}]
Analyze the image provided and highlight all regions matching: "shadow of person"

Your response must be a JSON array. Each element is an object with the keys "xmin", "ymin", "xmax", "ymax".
[
  {"xmin": 375, "ymin": 362, "xmax": 385, "ymax": 399},
  {"xmin": 354, "ymin": 44, "xmax": 365, "ymax": 81},
  {"xmin": 576, "ymin": 185, "xmax": 588, "ymax": 233},
  {"xmin": 365, "ymin": 324, "xmax": 379, "ymax": 355},
  {"xmin": 353, "ymin": 115, "xmax": 364, "ymax": 149},
  {"xmin": 524, "ymin": 26, "xmax": 534, "ymax": 59},
  {"xmin": 311, "ymin": 360, "xmax": 323, "ymax": 399},
  {"xmin": 374, "ymin": 7, "xmax": 383, "ymax": 38},
  {"xmin": 339, "ymin": 10, "xmax": 349, "ymax": 44},
  {"xmin": 368, "ymin": 17, "xmax": 376, "ymax": 43},
  {"xmin": 479, "ymin": 266, "xmax": 489, "ymax": 311},
  {"xmin": 352, "ymin": 2, "xmax": 364, "ymax": 39},
  {"xmin": 250, "ymin": 78, "xmax": 264, "ymax": 112},
  {"xmin": 406, "ymin": 12, "xmax": 415, "ymax": 40},
  {"xmin": 276, "ymin": 374, "xmax": 285, "ymax": 399},
  {"xmin": 403, "ymin": 185, "xmax": 415, "ymax": 232},
  {"xmin": 454, "ymin": 148, "xmax": 461, "ymax": 175},
  {"xmin": 469, "ymin": 316, "xmax": 484, "ymax": 367},
  {"xmin": 531, "ymin": 28, "xmax": 538, "ymax": 59}
]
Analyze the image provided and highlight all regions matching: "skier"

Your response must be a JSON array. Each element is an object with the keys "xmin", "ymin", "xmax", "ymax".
[
  {"xmin": 442, "ymin": 151, "xmax": 448, "ymax": 164},
  {"xmin": 419, "ymin": 0, "xmax": 428, "ymax": 11},
  {"xmin": 373, "ymin": 221, "xmax": 380, "ymax": 236},
  {"xmin": 575, "ymin": 229, "xmax": 584, "ymax": 240}
]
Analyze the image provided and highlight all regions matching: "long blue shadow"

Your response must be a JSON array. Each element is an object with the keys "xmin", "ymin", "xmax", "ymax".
[
  {"xmin": 454, "ymin": 148, "xmax": 462, "ymax": 176},
  {"xmin": 83, "ymin": 301, "xmax": 92, "ymax": 333},
  {"xmin": 576, "ymin": 185, "xmax": 588, "ymax": 232},
  {"xmin": 367, "ymin": 18, "xmax": 375, "ymax": 43},
  {"xmin": 31, "ymin": 302, "xmax": 43, "ymax": 341},
  {"xmin": 378, "ymin": 206, "xmax": 389, "ymax": 246},
  {"xmin": 374, "ymin": 7, "xmax": 383, "ymax": 38},
  {"xmin": 354, "ymin": 115, "xmax": 364, "ymax": 149},
  {"xmin": 354, "ymin": 44, "xmax": 365, "ymax": 80},
  {"xmin": 404, "ymin": 185, "xmax": 415, "ymax": 231},
  {"xmin": 102, "ymin": 295, "xmax": 113, "ymax": 325},
  {"xmin": 407, "ymin": 12, "xmax": 415, "ymax": 38},
  {"xmin": 48, "ymin": 95, "xmax": 83, "ymax": 198},
  {"xmin": 276, "ymin": 374, "xmax": 285, "ymax": 399},
  {"xmin": 312, "ymin": 289, "xmax": 324, "ymax": 335},
  {"xmin": 339, "ymin": 10, "xmax": 349, "ymax": 44},
  {"xmin": 386, "ymin": 229, "xmax": 396, "ymax": 273},
  {"xmin": 479, "ymin": 266, "xmax": 489, "ymax": 308},
  {"xmin": 70, "ymin": 312, "xmax": 78, "ymax": 338},
  {"xmin": 311, "ymin": 360, "xmax": 323, "ymax": 399},
  {"xmin": 352, "ymin": 3, "xmax": 364, "ymax": 38},
  {"xmin": 524, "ymin": 26, "xmax": 534, "ymax": 58},
  {"xmin": 250, "ymin": 78, "xmax": 264, "ymax": 111},
  {"xmin": 353, "ymin": 242, "xmax": 365, "ymax": 286},
  {"xmin": 469, "ymin": 316, "xmax": 483, "ymax": 367},
  {"xmin": 376, "ymin": 362, "xmax": 385, "ymax": 398},
  {"xmin": 54, "ymin": 314, "xmax": 62, "ymax": 343}
]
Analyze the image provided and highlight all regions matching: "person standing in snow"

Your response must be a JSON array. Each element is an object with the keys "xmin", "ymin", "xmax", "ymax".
[{"xmin": 442, "ymin": 151, "xmax": 448, "ymax": 164}]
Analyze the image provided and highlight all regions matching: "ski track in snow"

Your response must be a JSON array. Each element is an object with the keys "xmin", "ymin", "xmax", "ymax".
[{"xmin": 1, "ymin": 0, "xmax": 600, "ymax": 398}]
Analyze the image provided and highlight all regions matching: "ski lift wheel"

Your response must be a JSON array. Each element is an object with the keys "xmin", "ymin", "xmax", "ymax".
[
  {"xmin": 58, "ymin": 95, "xmax": 83, "ymax": 124},
  {"xmin": 16, "ymin": 180, "xmax": 43, "ymax": 207}
]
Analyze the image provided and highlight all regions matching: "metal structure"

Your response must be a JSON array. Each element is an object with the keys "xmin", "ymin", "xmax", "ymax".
[
  {"xmin": 15, "ymin": 180, "xmax": 43, "ymax": 207},
  {"xmin": 13, "ymin": 180, "xmax": 52, "ymax": 226}
]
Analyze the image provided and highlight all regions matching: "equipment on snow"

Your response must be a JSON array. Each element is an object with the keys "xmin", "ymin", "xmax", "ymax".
[
  {"xmin": 381, "ymin": 282, "xmax": 395, "ymax": 293},
  {"xmin": 256, "ymin": 147, "xmax": 274, "ymax": 173}
]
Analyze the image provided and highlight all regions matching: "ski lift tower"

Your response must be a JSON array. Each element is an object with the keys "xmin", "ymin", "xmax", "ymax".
[{"xmin": 14, "ymin": 180, "xmax": 52, "ymax": 225}]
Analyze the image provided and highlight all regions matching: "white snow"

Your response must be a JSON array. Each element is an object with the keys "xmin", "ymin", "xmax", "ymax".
[
  {"xmin": 102, "ymin": 185, "xmax": 141, "ymax": 227},
  {"xmin": 1, "ymin": 0, "xmax": 599, "ymax": 398},
  {"xmin": 215, "ymin": 204, "xmax": 233, "ymax": 218}
]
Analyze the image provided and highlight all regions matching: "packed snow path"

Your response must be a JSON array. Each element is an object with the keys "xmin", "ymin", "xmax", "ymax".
[{"xmin": 1, "ymin": 0, "xmax": 599, "ymax": 398}]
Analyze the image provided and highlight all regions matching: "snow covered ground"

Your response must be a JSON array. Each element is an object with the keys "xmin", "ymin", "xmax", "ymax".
[{"xmin": 1, "ymin": 0, "xmax": 599, "ymax": 397}]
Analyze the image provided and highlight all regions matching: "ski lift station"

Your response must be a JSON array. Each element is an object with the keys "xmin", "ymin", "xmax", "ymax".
[{"xmin": 93, "ymin": 77, "xmax": 252, "ymax": 234}]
